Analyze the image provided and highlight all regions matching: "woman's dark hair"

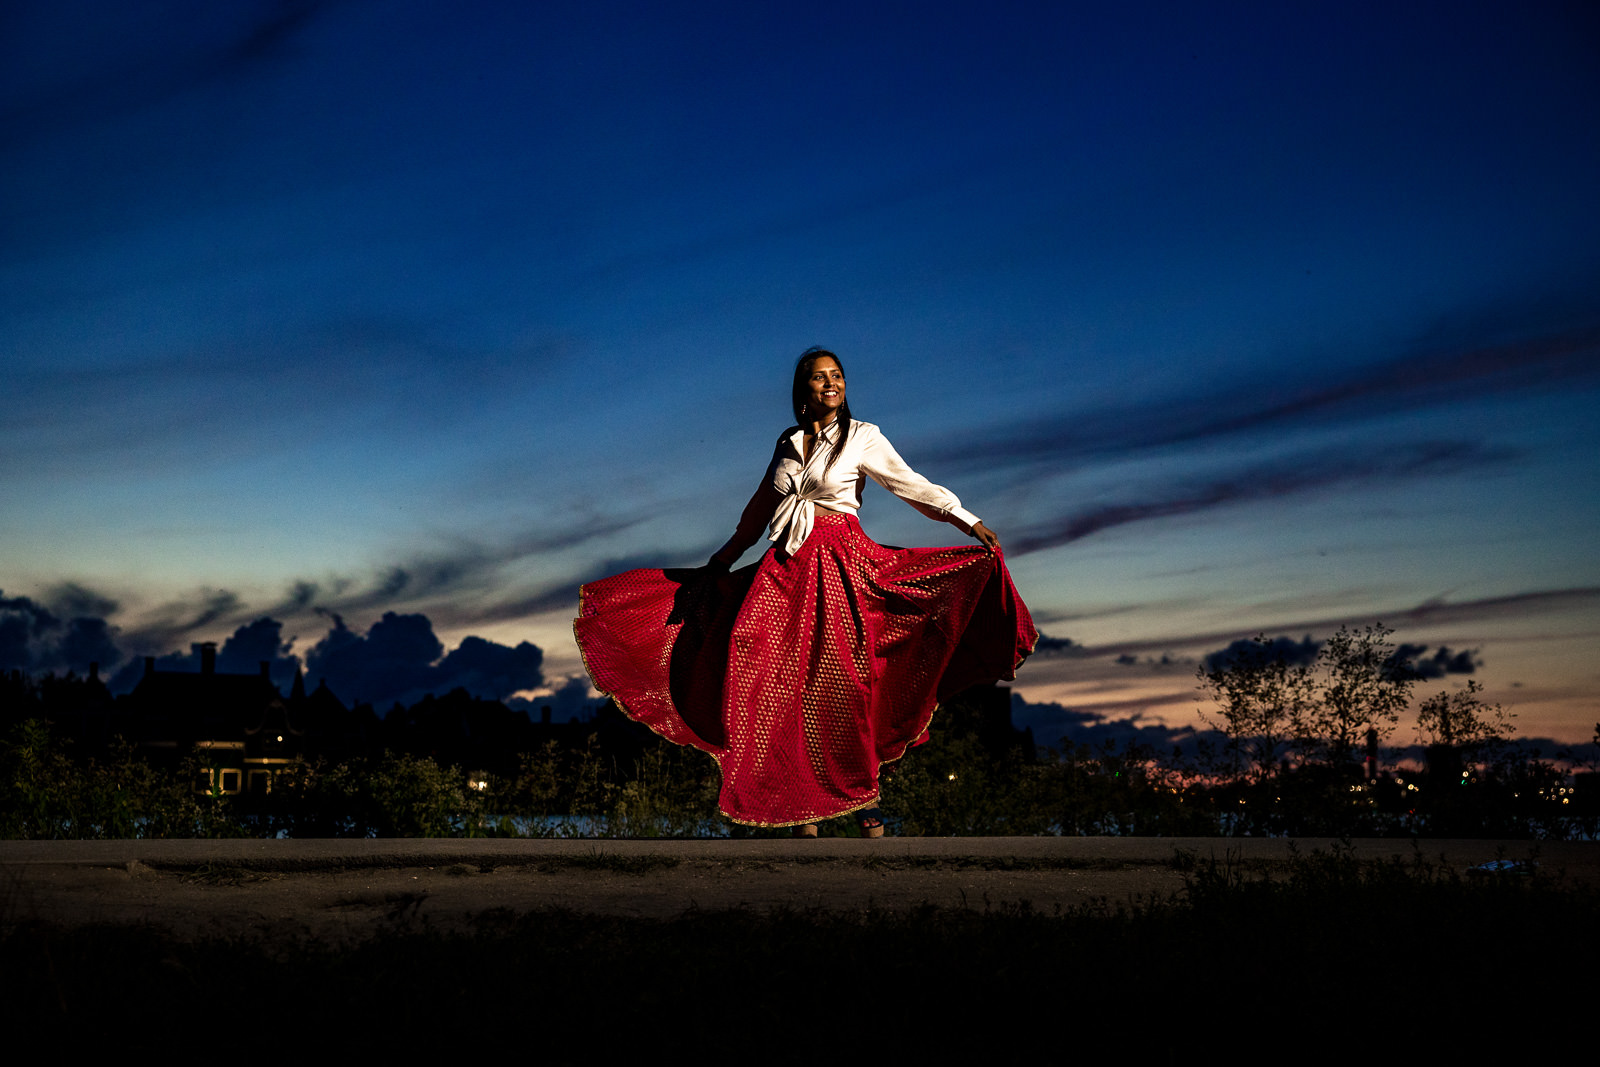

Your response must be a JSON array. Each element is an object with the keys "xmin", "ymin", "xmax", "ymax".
[{"xmin": 792, "ymin": 346, "xmax": 852, "ymax": 474}]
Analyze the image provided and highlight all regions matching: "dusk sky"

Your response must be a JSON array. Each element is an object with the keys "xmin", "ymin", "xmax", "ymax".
[{"xmin": 4, "ymin": 1, "xmax": 1598, "ymax": 748}]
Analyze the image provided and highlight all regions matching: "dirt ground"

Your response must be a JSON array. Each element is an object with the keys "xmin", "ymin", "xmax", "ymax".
[{"xmin": 4, "ymin": 836, "xmax": 1591, "ymax": 943}]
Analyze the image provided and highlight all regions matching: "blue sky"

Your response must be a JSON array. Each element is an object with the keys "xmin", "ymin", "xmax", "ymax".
[{"xmin": 3, "ymin": 1, "xmax": 1598, "ymax": 745}]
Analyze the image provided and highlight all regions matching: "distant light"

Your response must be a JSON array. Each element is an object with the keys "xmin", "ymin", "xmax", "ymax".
[{"xmin": 947, "ymin": 773, "xmax": 957, "ymax": 781}]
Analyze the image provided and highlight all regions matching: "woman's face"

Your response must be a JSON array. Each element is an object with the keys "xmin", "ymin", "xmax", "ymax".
[{"xmin": 805, "ymin": 356, "xmax": 846, "ymax": 422}]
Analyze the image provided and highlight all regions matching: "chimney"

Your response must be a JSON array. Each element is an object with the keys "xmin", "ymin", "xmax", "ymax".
[
  {"xmin": 200, "ymin": 642, "xmax": 217, "ymax": 675},
  {"xmin": 542, "ymin": 705, "xmax": 552, "ymax": 725},
  {"xmin": 260, "ymin": 661, "xmax": 271, "ymax": 680},
  {"xmin": 144, "ymin": 656, "xmax": 155, "ymax": 677},
  {"xmin": 89, "ymin": 662, "xmax": 99, "ymax": 683}
]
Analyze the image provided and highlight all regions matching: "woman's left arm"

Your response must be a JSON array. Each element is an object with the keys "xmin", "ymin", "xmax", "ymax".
[{"xmin": 859, "ymin": 426, "xmax": 999, "ymax": 550}]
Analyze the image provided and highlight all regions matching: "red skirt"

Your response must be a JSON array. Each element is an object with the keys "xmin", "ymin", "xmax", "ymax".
[{"xmin": 573, "ymin": 512, "xmax": 1037, "ymax": 826}]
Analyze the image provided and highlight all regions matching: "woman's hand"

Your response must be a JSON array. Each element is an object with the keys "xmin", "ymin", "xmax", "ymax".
[{"xmin": 970, "ymin": 521, "xmax": 1000, "ymax": 552}]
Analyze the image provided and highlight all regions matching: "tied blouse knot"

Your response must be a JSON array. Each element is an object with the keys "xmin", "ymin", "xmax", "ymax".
[{"xmin": 732, "ymin": 420, "xmax": 981, "ymax": 557}]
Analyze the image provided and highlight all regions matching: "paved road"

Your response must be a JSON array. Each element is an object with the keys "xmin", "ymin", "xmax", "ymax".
[{"xmin": 3, "ymin": 837, "xmax": 1588, "ymax": 940}]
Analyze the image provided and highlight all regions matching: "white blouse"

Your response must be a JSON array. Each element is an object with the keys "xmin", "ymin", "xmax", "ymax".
[{"xmin": 727, "ymin": 419, "xmax": 981, "ymax": 557}]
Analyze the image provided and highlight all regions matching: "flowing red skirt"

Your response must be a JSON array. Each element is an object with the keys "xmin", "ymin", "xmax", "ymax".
[{"xmin": 573, "ymin": 512, "xmax": 1036, "ymax": 826}]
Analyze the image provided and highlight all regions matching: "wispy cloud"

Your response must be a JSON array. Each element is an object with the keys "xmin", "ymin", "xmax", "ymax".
[
  {"xmin": 930, "ymin": 324, "xmax": 1600, "ymax": 477},
  {"xmin": 1007, "ymin": 438, "xmax": 1514, "ymax": 554},
  {"xmin": 2, "ymin": 1, "xmax": 329, "ymax": 146},
  {"xmin": 1084, "ymin": 586, "xmax": 1600, "ymax": 660}
]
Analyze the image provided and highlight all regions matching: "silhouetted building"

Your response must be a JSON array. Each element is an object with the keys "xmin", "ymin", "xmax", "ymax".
[{"xmin": 127, "ymin": 643, "xmax": 323, "ymax": 794}]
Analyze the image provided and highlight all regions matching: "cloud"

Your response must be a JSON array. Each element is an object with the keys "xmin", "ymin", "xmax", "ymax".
[
  {"xmin": 260, "ymin": 515, "xmax": 660, "ymax": 628},
  {"xmin": 435, "ymin": 636, "xmax": 545, "ymax": 704},
  {"xmin": 454, "ymin": 552, "xmax": 703, "ymax": 625},
  {"xmin": 103, "ymin": 615, "xmax": 303, "ymax": 694},
  {"xmin": 1202, "ymin": 635, "xmax": 1322, "ymax": 672},
  {"xmin": 0, "ymin": 593, "xmax": 57, "ymax": 670},
  {"xmin": 214, "ymin": 617, "xmax": 302, "ymax": 686},
  {"xmin": 44, "ymin": 582, "xmax": 121, "ymax": 620},
  {"xmin": 1010, "ymin": 692, "xmax": 1222, "ymax": 758},
  {"xmin": 115, "ymin": 589, "xmax": 247, "ymax": 658},
  {"xmin": 1075, "ymin": 589, "xmax": 1600, "ymax": 682},
  {"xmin": 57, "ymin": 617, "xmax": 122, "ymax": 677},
  {"xmin": 927, "ymin": 324, "xmax": 1600, "ymax": 477},
  {"xmin": 508, "ymin": 675, "xmax": 606, "ymax": 723},
  {"xmin": 276, "ymin": 581, "xmax": 320, "ymax": 613},
  {"xmin": 2, "ymin": 1, "xmax": 329, "ymax": 147},
  {"xmin": 1115, "ymin": 652, "xmax": 1188, "ymax": 668},
  {"xmin": 1392, "ymin": 643, "xmax": 1479, "ymax": 679},
  {"xmin": 1032, "ymin": 633, "xmax": 1090, "ymax": 657},
  {"xmin": 1007, "ymin": 439, "xmax": 1512, "ymax": 554},
  {"xmin": 1197, "ymin": 633, "xmax": 1475, "ymax": 681},
  {"xmin": 303, "ymin": 611, "xmax": 544, "ymax": 710},
  {"xmin": 0, "ymin": 590, "xmax": 125, "ymax": 676},
  {"xmin": 1392, "ymin": 587, "xmax": 1600, "ymax": 628}
]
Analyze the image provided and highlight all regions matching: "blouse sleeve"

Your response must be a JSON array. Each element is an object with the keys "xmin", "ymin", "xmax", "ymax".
[{"xmin": 857, "ymin": 425, "xmax": 981, "ymax": 531}]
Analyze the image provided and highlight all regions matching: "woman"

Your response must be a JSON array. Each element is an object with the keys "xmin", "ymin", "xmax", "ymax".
[{"xmin": 574, "ymin": 348, "xmax": 1035, "ymax": 834}]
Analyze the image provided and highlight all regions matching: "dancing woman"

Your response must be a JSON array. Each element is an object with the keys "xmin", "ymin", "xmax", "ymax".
[{"xmin": 574, "ymin": 347, "xmax": 1035, "ymax": 834}]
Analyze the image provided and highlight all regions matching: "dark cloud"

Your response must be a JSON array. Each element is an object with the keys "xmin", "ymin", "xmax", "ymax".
[
  {"xmin": 1115, "ymin": 652, "xmax": 1189, "ymax": 669},
  {"xmin": 115, "ymin": 589, "xmax": 248, "ymax": 659},
  {"xmin": 103, "ymin": 616, "xmax": 301, "ymax": 694},
  {"xmin": 376, "ymin": 568, "xmax": 413, "ymax": 599},
  {"xmin": 280, "ymin": 581, "xmax": 319, "ymax": 612},
  {"xmin": 275, "ymin": 516, "xmax": 657, "ymax": 626},
  {"xmin": 58, "ymin": 617, "xmax": 122, "ymax": 676},
  {"xmin": 0, "ymin": 590, "xmax": 124, "ymax": 676},
  {"xmin": 228, "ymin": 0, "xmax": 324, "ymax": 66},
  {"xmin": 927, "ymin": 324, "xmax": 1600, "ymax": 477},
  {"xmin": 2, "ymin": 1, "xmax": 329, "ymax": 144},
  {"xmin": 1392, "ymin": 643, "xmax": 1479, "ymax": 679},
  {"xmin": 435, "ymin": 636, "xmax": 545, "ymax": 703},
  {"xmin": 1085, "ymin": 587, "xmax": 1600, "ymax": 663},
  {"xmin": 1010, "ymin": 693, "xmax": 1222, "ymax": 759},
  {"xmin": 0, "ymin": 593, "xmax": 60, "ymax": 671},
  {"xmin": 185, "ymin": 589, "xmax": 243, "ymax": 631},
  {"xmin": 459, "ymin": 553, "xmax": 702, "ymax": 625},
  {"xmin": 508, "ymin": 675, "xmax": 605, "ymax": 724},
  {"xmin": 1202, "ymin": 635, "xmax": 1322, "ymax": 672},
  {"xmin": 44, "ymin": 582, "xmax": 121, "ymax": 619},
  {"xmin": 1394, "ymin": 587, "xmax": 1600, "ymax": 628},
  {"xmin": 215, "ymin": 617, "xmax": 301, "ymax": 689},
  {"xmin": 1032, "ymin": 634, "xmax": 1089, "ymax": 657},
  {"xmin": 303, "ymin": 611, "xmax": 544, "ymax": 711},
  {"xmin": 1008, "ymin": 439, "xmax": 1513, "ymax": 555}
]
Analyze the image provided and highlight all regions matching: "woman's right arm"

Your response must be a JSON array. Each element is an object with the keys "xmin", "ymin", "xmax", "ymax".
[{"xmin": 709, "ymin": 476, "xmax": 782, "ymax": 568}]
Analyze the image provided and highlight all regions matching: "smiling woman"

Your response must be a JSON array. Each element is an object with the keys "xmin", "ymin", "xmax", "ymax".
[{"xmin": 574, "ymin": 347, "xmax": 1037, "ymax": 833}]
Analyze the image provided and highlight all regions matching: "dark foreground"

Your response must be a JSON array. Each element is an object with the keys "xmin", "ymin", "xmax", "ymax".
[{"xmin": 4, "ymin": 838, "xmax": 1593, "ymax": 1058}]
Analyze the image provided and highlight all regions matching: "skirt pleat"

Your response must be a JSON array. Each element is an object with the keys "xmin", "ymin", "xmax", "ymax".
[{"xmin": 574, "ymin": 512, "xmax": 1036, "ymax": 826}]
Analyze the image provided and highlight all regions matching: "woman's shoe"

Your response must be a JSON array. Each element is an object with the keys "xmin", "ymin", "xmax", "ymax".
[
  {"xmin": 857, "ymin": 808, "xmax": 885, "ymax": 838},
  {"xmin": 792, "ymin": 823, "xmax": 818, "ymax": 838}
]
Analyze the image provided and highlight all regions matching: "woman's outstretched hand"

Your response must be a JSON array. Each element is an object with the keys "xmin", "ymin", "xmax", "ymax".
[{"xmin": 970, "ymin": 521, "xmax": 1000, "ymax": 552}]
